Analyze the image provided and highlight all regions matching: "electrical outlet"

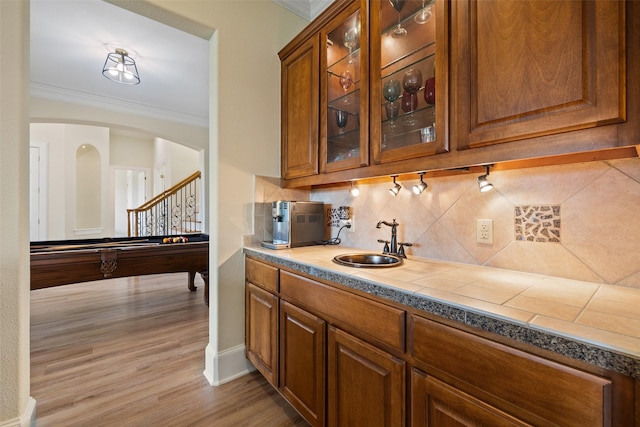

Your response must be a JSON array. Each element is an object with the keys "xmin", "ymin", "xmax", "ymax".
[
  {"xmin": 476, "ymin": 219, "xmax": 493, "ymax": 244},
  {"xmin": 339, "ymin": 218, "xmax": 354, "ymax": 233}
]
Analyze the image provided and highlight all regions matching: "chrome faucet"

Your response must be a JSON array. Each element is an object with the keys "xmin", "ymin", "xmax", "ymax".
[{"xmin": 376, "ymin": 219, "xmax": 399, "ymax": 255}]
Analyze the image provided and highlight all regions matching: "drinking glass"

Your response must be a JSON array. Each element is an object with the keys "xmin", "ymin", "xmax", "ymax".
[
  {"xmin": 414, "ymin": 0, "xmax": 432, "ymax": 24},
  {"xmin": 340, "ymin": 69, "xmax": 353, "ymax": 91},
  {"xmin": 385, "ymin": 101, "xmax": 400, "ymax": 127},
  {"xmin": 335, "ymin": 109, "xmax": 349, "ymax": 134},
  {"xmin": 383, "ymin": 78, "xmax": 401, "ymax": 103},
  {"xmin": 402, "ymin": 68, "xmax": 422, "ymax": 124},
  {"xmin": 389, "ymin": 0, "xmax": 407, "ymax": 38}
]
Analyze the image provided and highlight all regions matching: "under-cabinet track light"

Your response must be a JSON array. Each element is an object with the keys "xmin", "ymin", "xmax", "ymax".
[
  {"xmin": 349, "ymin": 181, "xmax": 360, "ymax": 197},
  {"xmin": 389, "ymin": 175, "xmax": 401, "ymax": 196},
  {"xmin": 477, "ymin": 165, "xmax": 494, "ymax": 193},
  {"xmin": 412, "ymin": 172, "xmax": 428, "ymax": 195}
]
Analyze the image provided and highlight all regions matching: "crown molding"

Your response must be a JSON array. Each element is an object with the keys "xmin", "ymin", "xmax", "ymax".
[
  {"xmin": 272, "ymin": 0, "xmax": 334, "ymax": 21},
  {"xmin": 30, "ymin": 82, "xmax": 208, "ymax": 128}
]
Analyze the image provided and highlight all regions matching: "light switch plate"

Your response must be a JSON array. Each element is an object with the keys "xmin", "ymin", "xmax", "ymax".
[{"xmin": 476, "ymin": 219, "xmax": 493, "ymax": 244}]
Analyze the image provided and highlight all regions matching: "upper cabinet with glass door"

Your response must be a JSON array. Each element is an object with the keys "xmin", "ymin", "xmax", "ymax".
[
  {"xmin": 370, "ymin": 0, "xmax": 448, "ymax": 164},
  {"xmin": 320, "ymin": 2, "xmax": 369, "ymax": 173}
]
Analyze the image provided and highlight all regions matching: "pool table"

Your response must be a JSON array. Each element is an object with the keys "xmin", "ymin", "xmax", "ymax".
[{"xmin": 30, "ymin": 234, "xmax": 209, "ymax": 305}]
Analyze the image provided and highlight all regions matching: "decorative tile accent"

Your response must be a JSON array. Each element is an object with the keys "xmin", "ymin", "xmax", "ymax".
[
  {"xmin": 515, "ymin": 205, "xmax": 561, "ymax": 242},
  {"xmin": 328, "ymin": 206, "xmax": 351, "ymax": 228}
]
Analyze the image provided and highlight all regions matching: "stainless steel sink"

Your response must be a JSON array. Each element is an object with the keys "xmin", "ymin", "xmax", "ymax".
[{"xmin": 332, "ymin": 253, "xmax": 403, "ymax": 268}]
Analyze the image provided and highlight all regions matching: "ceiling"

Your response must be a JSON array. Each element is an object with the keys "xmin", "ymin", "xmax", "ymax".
[
  {"xmin": 30, "ymin": 0, "xmax": 210, "ymax": 127},
  {"xmin": 30, "ymin": 0, "xmax": 332, "ymax": 130}
]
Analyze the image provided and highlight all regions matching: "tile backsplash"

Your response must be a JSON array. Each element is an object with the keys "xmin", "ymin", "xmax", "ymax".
[{"xmin": 250, "ymin": 158, "xmax": 640, "ymax": 289}]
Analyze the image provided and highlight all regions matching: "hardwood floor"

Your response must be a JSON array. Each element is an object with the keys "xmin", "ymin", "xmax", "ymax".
[{"xmin": 31, "ymin": 273, "xmax": 309, "ymax": 426}]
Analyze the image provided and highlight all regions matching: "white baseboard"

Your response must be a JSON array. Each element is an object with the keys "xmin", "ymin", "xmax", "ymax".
[
  {"xmin": 0, "ymin": 397, "xmax": 36, "ymax": 427},
  {"xmin": 203, "ymin": 343, "xmax": 255, "ymax": 386}
]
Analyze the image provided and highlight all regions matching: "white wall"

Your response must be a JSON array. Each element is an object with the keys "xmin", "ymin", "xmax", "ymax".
[
  {"xmin": 0, "ymin": 0, "xmax": 34, "ymax": 425},
  {"xmin": 1, "ymin": 3, "xmax": 306, "ymax": 424},
  {"xmin": 30, "ymin": 123, "xmax": 110, "ymax": 239},
  {"xmin": 110, "ymin": 131, "xmax": 154, "ymax": 169},
  {"xmin": 30, "ymin": 124, "xmax": 201, "ymax": 239},
  {"xmin": 142, "ymin": 0, "xmax": 307, "ymax": 384}
]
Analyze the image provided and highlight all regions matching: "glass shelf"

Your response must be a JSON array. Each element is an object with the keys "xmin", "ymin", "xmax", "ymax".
[
  {"xmin": 328, "ymin": 90, "xmax": 361, "ymax": 115},
  {"xmin": 323, "ymin": 5, "xmax": 365, "ymax": 170},
  {"xmin": 381, "ymin": 0, "xmax": 436, "ymax": 38},
  {"xmin": 328, "ymin": 49, "xmax": 360, "ymax": 70}
]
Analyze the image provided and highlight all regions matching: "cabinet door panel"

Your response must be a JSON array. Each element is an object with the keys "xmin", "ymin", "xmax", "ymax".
[
  {"xmin": 280, "ymin": 300, "xmax": 326, "ymax": 427},
  {"xmin": 282, "ymin": 35, "xmax": 320, "ymax": 179},
  {"xmin": 245, "ymin": 283, "xmax": 278, "ymax": 386},
  {"xmin": 451, "ymin": 0, "xmax": 625, "ymax": 149},
  {"xmin": 410, "ymin": 315, "xmax": 612, "ymax": 426},
  {"xmin": 328, "ymin": 326, "xmax": 405, "ymax": 427},
  {"xmin": 370, "ymin": 0, "xmax": 450, "ymax": 164},
  {"xmin": 411, "ymin": 368, "xmax": 532, "ymax": 427},
  {"xmin": 320, "ymin": 1, "xmax": 369, "ymax": 173}
]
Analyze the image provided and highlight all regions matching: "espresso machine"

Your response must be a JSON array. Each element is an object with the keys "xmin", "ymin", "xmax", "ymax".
[{"xmin": 261, "ymin": 201, "xmax": 324, "ymax": 249}]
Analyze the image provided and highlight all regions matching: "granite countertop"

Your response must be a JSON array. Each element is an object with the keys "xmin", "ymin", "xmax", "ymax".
[{"xmin": 244, "ymin": 245, "xmax": 640, "ymax": 379}]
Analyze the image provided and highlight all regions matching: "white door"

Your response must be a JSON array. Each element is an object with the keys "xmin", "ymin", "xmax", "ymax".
[
  {"xmin": 30, "ymin": 143, "xmax": 48, "ymax": 241},
  {"xmin": 113, "ymin": 168, "xmax": 149, "ymax": 237}
]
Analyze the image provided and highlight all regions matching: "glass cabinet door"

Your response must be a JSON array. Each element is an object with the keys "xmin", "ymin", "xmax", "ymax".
[
  {"xmin": 320, "ymin": 2, "xmax": 369, "ymax": 173},
  {"xmin": 371, "ymin": 0, "xmax": 448, "ymax": 164}
]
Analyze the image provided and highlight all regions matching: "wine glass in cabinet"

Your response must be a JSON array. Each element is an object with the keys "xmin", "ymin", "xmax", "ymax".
[
  {"xmin": 370, "ymin": 0, "xmax": 448, "ymax": 164},
  {"xmin": 320, "ymin": 1, "xmax": 369, "ymax": 173}
]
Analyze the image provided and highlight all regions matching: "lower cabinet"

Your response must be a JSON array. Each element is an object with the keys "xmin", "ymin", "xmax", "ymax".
[
  {"xmin": 409, "ymin": 314, "xmax": 616, "ymax": 427},
  {"xmin": 245, "ymin": 256, "xmax": 637, "ymax": 426},
  {"xmin": 245, "ymin": 283, "xmax": 279, "ymax": 386},
  {"xmin": 279, "ymin": 300, "xmax": 326, "ymax": 426},
  {"xmin": 328, "ymin": 326, "xmax": 405, "ymax": 427}
]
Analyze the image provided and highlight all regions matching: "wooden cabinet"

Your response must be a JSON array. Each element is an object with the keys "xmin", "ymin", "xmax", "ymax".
[
  {"xmin": 279, "ymin": 0, "xmax": 637, "ymax": 189},
  {"xmin": 279, "ymin": 300, "xmax": 326, "ymax": 426},
  {"xmin": 245, "ymin": 258, "xmax": 280, "ymax": 385},
  {"xmin": 245, "ymin": 256, "xmax": 638, "ymax": 426},
  {"xmin": 450, "ymin": 0, "xmax": 625, "ymax": 151},
  {"xmin": 409, "ymin": 314, "xmax": 617, "ymax": 426},
  {"xmin": 328, "ymin": 326, "xmax": 405, "ymax": 427},
  {"xmin": 281, "ymin": 35, "xmax": 320, "ymax": 179}
]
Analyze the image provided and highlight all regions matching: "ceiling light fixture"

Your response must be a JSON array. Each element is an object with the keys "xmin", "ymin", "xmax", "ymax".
[
  {"xmin": 412, "ymin": 172, "xmax": 428, "ymax": 195},
  {"xmin": 102, "ymin": 48, "xmax": 140, "ymax": 85},
  {"xmin": 349, "ymin": 181, "xmax": 360, "ymax": 197},
  {"xmin": 389, "ymin": 175, "xmax": 401, "ymax": 196},
  {"xmin": 477, "ymin": 165, "xmax": 494, "ymax": 193}
]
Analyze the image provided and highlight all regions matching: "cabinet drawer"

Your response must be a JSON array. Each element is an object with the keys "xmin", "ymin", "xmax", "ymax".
[
  {"xmin": 246, "ymin": 257, "xmax": 279, "ymax": 293},
  {"xmin": 280, "ymin": 270, "xmax": 405, "ymax": 352},
  {"xmin": 410, "ymin": 315, "xmax": 612, "ymax": 427}
]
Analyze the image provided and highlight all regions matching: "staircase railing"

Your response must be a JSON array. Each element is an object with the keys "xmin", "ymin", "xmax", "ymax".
[{"xmin": 128, "ymin": 171, "xmax": 202, "ymax": 237}]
